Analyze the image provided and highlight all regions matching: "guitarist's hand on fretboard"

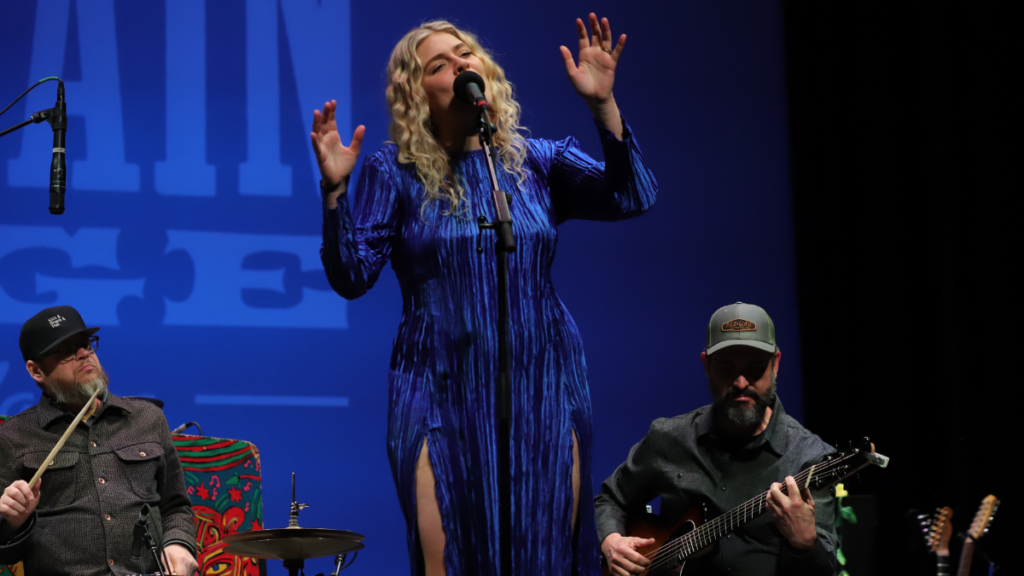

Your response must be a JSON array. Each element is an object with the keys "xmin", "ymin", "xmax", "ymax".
[
  {"xmin": 766, "ymin": 475, "xmax": 818, "ymax": 551},
  {"xmin": 602, "ymin": 532, "xmax": 655, "ymax": 575}
]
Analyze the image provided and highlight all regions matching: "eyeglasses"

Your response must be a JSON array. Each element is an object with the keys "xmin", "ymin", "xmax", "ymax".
[{"xmin": 52, "ymin": 335, "xmax": 100, "ymax": 363}]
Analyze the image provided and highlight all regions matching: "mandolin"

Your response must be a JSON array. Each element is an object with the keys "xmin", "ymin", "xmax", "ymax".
[{"xmin": 601, "ymin": 437, "xmax": 889, "ymax": 576}]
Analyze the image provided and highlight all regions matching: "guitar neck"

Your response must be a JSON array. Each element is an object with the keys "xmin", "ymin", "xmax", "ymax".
[
  {"xmin": 936, "ymin": 553, "xmax": 950, "ymax": 576},
  {"xmin": 956, "ymin": 539, "xmax": 974, "ymax": 576}
]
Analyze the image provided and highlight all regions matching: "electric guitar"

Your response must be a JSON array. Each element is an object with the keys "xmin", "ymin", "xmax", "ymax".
[
  {"xmin": 919, "ymin": 506, "xmax": 953, "ymax": 576},
  {"xmin": 601, "ymin": 437, "xmax": 889, "ymax": 576},
  {"xmin": 956, "ymin": 495, "xmax": 999, "ymax": 576}
]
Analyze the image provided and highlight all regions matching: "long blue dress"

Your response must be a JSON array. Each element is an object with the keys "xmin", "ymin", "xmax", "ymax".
[{"xmin": 321, "ymin": 120, "xmax": 657, "ymax": 575}]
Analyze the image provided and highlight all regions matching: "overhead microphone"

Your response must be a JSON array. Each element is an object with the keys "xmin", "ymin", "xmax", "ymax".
[
  {"xmin": 453, "ymin": 71, "xmax": 487, "ymax": 110},
  {"xmin": 48, "ymin": 81, "xmax": 66, "ymax": 215}
]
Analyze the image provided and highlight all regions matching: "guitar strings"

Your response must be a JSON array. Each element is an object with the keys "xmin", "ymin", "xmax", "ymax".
[{"xmin": 643, "ymin": 453, "xmax": 854, "ymax": 572}]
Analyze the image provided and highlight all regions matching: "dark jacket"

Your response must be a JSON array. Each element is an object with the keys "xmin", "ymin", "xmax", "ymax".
[{"xmin": 0, "ymin": 391, "xmax": 195, "ymax": 576}]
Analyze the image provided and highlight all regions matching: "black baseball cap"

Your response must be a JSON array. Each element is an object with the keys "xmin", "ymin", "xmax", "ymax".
[
  {"xmin": 704, "ymin": 302, "xmax": 777, "ymax": 355},
  {"xmin": 19, "ymin": 305, "xmax": 100, "ymax": 362}
]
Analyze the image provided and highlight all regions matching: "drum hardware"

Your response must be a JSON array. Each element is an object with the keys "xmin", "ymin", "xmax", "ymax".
[{"xmin": 223, "ymin": 473, "xmax": 364, "ymax": 576}]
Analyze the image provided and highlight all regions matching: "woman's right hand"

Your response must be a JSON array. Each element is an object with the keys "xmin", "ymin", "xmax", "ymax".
[{"xmin": 310, "ymin": 99, "xmax": 365, "ymax": 207}]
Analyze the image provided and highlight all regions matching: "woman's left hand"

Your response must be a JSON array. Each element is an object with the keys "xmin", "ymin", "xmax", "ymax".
[{"xmin": 560, "ymin": 13, "xmax": 625, "ymax": 107}]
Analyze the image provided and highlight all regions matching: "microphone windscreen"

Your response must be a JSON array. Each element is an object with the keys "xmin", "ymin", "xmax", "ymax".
[{"xmin": 453, "ymin": 71, "xmax": 485, "ymax": 105}]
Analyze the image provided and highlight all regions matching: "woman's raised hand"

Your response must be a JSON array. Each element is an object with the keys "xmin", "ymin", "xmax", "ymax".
[
  {"xmin": 311, "ymin": 100, "xmax": 365, "ymax": 203},
  {"xmin": 559, "ymin": 13, "xmax": 625, "ymax": 107}
]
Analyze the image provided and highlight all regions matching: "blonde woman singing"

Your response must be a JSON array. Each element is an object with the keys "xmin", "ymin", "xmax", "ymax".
[{"xmin": 313, "ymin": 14, "xmax": 657, "ymax": 576}]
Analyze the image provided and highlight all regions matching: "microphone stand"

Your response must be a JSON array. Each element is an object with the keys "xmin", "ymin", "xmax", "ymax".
[
  {"xmin": 141, "ymin": 523, "xmax": 168, "ymax": 575},
  {"xmin": 473, "ymin": 108, "xmax": 516, "ymax": 576}
]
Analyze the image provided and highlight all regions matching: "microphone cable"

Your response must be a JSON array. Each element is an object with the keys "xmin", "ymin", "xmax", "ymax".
[{"xmin": 0, "ymin": 76, "xmax": 61, "ymax": 118}]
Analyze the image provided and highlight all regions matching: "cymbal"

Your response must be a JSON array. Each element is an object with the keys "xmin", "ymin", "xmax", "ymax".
[{"xmin": 223, "ymin": 528, "xmax": 365, "ymax": 560}]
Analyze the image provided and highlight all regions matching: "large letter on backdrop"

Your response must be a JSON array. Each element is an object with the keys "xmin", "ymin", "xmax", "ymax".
[
  {"xmin": 240, "ymin": 0, "xmax": 293, "ymax": 196},
  {"xmin": 155, "ymin": 0, "xmax": 217, "ymax": 197},
  {"xmin": 280, "ymin": 0, "xmax": 351, "ymax": 195}
]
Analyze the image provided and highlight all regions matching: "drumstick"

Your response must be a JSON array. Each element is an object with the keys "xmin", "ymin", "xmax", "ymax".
[{"xmin": 28, "ymin": 387, "xmax": 102, "ymax": 487}]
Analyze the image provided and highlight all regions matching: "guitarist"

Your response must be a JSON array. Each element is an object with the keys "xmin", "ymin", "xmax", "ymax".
[{"xmin": 595, "ymin": 302, "xmax": 839, "ymax": 575}]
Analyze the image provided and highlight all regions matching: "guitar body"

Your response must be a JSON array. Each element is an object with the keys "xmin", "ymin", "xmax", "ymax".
[{"xmin": 601, "ymin": 504, "xmax": 711, "ymax": 576}]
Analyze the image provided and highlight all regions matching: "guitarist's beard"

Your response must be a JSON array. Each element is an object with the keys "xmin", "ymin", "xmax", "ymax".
[{"xmin": 712, "ymin": 376, "xmax": 777, "ymax": 429}]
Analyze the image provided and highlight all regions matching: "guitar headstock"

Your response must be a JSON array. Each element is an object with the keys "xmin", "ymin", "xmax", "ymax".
[
  {"xmin": 918, "ymin": 506, "xmax": 953, "ymax": 555},
  {"xmin": 807, "ymin": 437, "xmax": 889, "ymax": 491},
  {"xmin": 968, "ymin": 495, "xmax": 1000, "ymax": 541}
]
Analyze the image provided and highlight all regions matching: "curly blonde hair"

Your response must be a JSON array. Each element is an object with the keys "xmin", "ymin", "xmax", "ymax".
[{"xmin": 386, "ymin": 21, "xmax": 528, "ymax": 216}]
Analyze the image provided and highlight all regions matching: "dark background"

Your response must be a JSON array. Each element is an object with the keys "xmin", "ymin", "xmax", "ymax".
[{"xmin": 786, "ymin": 1, "xmax": 1015, "ymax": 574}]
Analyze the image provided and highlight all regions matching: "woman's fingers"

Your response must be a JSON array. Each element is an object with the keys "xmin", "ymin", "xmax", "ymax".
[
  {"xmin": 309, "ymin": 131, "xmax": 323, "ymax": 160},
  {"xmin": 327, "ymin": 100, "xmax": 337, "ymax": 126},
  {"xmin": 348, "ymin": 125, "xmax": 365, "ymax": 155},
  {"xmin": 576, "ymin": 18, "xmax": 589, "ymax": 51},
  {"xmin": 322, "ymin": 100, "xmax": 334, "ymax": 133},
  {"xmin": 589, "ymin": 13, "xmax": 602, "ymax": 47},
  {"xmin": 559, "ymin": 45, "xmax": 576, "ymax": 74},
  {"xmin": 311, "ymin": 108, "xmax": 322, "ymax": 135},
  {"xmin": 612, "ymin": 34, "xmax": 627, "ymax": 61}
]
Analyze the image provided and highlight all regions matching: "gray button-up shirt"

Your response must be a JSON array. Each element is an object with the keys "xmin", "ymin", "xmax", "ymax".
[
  {"xmin": 0, "ymin": 391, "xmax": 196, "ymax": 575},
  {"xmin": 595, "ymin": 398, "xmax": 839, "ymax": 576}
]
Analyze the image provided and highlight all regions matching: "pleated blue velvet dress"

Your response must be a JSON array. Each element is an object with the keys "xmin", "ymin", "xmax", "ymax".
[{"xmin": 321, "ymin": 121, "xmax": 657, "ymax": 575}]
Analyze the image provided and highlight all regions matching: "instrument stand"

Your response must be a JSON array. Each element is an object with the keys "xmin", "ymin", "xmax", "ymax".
[
  {"xmin": 221, "ymin": 472, "xmax": 364, "ymax": 576},
  {"xmin": 473, "ymin": 108, "xmax": 516, "ymax": 576},
  {"xmin": 283, "ymin": 558, "xmax": 305, "ymax": 576},
  {"xmin": 284, "ymin": 472, "xmax": 310, "ymax": 576}
]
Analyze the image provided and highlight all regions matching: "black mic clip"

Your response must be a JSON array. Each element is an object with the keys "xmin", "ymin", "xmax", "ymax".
[
  {"xmin": 475, "ymin": 193, "xmax": 514, "ymax": 254},
  {"xmin": 45, "ymin": 104, "xmax": 66, "ymax": 133}
]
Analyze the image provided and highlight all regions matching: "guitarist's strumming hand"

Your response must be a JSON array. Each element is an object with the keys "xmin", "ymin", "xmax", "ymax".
[
  {"xmin": 602, "ymin": 533, "xmax": 654, "ymax": 575},
  {"xmin": 766, "ymin": 475, "xmax": 817, "ymax": 551}
]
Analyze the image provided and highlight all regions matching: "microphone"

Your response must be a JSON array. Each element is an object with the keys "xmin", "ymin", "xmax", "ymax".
[
  {"xmin": 453, "ymin": 71, "xmax": 487, "ymax": 110},
  {"xmin": 48, "ymin": 82, "xmax": 67, "ymax": 215},
  {"xmin": 131, "ymin": 503, "xmax": 152, "ymax": 559},
  {"xmin": 171, "ymin": 421, "xmax": 203, "ymax": 436}
]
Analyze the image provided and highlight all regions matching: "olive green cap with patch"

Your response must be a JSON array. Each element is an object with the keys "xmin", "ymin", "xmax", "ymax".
[{"xmin": 705, "ymin": 302, "xmax": 777, "ymax": 355}]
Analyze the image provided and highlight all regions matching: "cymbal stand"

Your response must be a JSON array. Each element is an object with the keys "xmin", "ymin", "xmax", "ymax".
[{"xmin": 284, "ymin": 472, "xmax": 310, "ymax": 576}]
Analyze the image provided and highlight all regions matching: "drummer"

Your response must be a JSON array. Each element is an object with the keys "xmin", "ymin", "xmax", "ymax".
[{"xmin": 0, "ymin": 306, "xmax": 198, "ymax": 576}]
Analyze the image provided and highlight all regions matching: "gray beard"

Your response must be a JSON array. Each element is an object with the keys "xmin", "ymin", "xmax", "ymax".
[
  {"xmin": 46, "ymin": 370, "xmax": 109, "ymax": 406},
  {"xmin": 714, "ymin": 379, "xmax": 778, "ymax": 428}
]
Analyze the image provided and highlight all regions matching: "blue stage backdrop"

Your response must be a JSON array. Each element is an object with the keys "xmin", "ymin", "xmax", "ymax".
[{"xmin": 0, "ymin": 1, "xmax": 800, "ymax": 572}]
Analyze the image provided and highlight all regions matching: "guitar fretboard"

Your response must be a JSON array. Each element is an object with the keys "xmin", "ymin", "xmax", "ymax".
[{"xmin": 956, "ymin": 540, "xmax": 974, "ymax": 576}]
